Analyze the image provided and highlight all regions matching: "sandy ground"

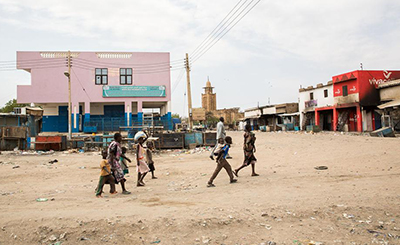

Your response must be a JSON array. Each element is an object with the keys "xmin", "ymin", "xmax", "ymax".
[{"xmin": 1, "ymin": 131, "xmax": 400, "ymax": 245}]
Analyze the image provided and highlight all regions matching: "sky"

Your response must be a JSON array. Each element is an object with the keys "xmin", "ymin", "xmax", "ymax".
[{"xmin": 0, "ymin": 0, "xmax": 399, "ymax": 116}]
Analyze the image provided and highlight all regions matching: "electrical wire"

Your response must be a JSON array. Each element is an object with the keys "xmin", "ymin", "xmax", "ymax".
[
  {"xmin": 191, "ymin": 0, "xmax": 261, "ymax": 64},
  {"xmin": 190, "ymin": 0, "xmax": 246, "ymax": 58},
  {"xmin": 71, "ymin": 68, "xmax": 92, "ymax": 102},
  {"xmin": 73, "ymin": 57, "xmax": 183, "ymax": 67},
  {"xmin": 73, "ymin": 60, "xmax": 185, "ymax": 71},
  {"xmin": 172, "ymin": 68, "xmax": 186, "ymax": 94}
]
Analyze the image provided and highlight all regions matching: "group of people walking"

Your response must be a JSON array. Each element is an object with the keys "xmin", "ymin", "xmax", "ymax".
[
  {"xmin": 95, "ymin": 116, "xmax": 257, "ymax": 197},
  {"xmin": 95, "ymin": 132, "xmax": 157, "ymax": 197},
  {"xmin": 207, "ymin": 117, "xmax": 258, "ymax": 187}
]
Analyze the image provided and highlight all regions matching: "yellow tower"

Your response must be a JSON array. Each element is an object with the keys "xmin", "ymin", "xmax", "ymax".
[{"xmin": 201, "ymin": 77, "xmax": 217, "ymax": 112}]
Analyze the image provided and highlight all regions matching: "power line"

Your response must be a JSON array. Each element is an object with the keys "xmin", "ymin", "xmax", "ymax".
[
  {"xmin": 172, "ymin": 68, "xmax": 186, "ymax": 94},
  {"xmin": 71, "ymin": 68, "xmax": 92, "ymax": 102},
  {"xmin": 73, "ymin": 57, "xmax": 183, "ymax": 67},
  {"xmin": 73, "ymin": 60, "xmax": 185, "ymax": 71},
  {"xmin": 191, "ymin": 0, "xmax": 257, "ymax": 62},
  {"xmin": 190, "ymin": 0, "xmax": 245, "ymax": 57},
  {"xmin": 191, "ymin": 0, "xmax": 261, "ymax": 64}
]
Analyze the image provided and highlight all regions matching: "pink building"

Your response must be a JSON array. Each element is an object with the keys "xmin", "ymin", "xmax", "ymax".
[{"xmin": 17, "ymin": 51, "xmax": 172, "ymax": 133}]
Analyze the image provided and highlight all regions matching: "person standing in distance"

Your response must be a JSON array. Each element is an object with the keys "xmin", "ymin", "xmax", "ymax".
[{"xmin": 210, "ymin": 117, "xmax": 229, "ymax": 160}]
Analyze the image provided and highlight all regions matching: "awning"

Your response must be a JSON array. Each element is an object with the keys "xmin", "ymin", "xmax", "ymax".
[
  {"xmin": 378, "ymin": 100, "xmax": 400, "ymax": 109},
  {"xmin": 279, "ymin": 112, "xmax": 300, "ymax": 117},
  {"xmin": 245, "ymin": 115, "xmax": 261, "ymax": 119}
]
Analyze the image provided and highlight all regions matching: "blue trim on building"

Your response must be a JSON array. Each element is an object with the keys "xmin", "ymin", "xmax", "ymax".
[{"xmin": 72, "ymin": 113, "xmax": 79, "ymax": 133}]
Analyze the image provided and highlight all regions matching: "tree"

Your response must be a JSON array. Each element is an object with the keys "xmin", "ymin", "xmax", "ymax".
[
  {"xmin": 0, "ymin": 99, "xmax": 29, "ymax": 113},
  {"xmin": 172, "ymin": 113, "xmax": 181, "ymax": 120},
  {"xmin": 205, "ymin": 111, "xmax": 219, "ymax": 127}
]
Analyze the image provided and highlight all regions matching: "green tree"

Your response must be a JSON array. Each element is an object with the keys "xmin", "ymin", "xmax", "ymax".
[
  {"xmin": 206, "ymin": 111, "xmax": 219, "ymax": 127},
  {"xmin": 172, "ymin": 113, "xmax": 181, "ymax": 120},
  {"xmin": 0, "ymin": 99, "xmax": 29, "ymax": 113}
]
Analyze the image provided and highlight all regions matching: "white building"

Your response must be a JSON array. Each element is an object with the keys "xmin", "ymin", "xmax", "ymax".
[{"xmin": 299, "ymin": 81, "xmax": 334, "ymax": 130}]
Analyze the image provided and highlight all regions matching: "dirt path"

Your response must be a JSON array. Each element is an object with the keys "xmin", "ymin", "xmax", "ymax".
[{"xmin": 1, "ymin": 131, "xmax": 400, "ymax": 244}]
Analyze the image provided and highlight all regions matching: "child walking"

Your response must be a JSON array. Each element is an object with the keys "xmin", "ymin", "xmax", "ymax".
[
  {"xmin": 207, "ymin": 136, "xmax": 237, "ymax": 187},
  {"xmin": 120, "ymin": 147, "xmax": 131, "ymax": 175},
  {"xmin": 136, "ymin": 136, "xmax": 150, "ymax": 187},
  {"xmin": 146, "ymin": 141, "xmax": 157, "ymax": 179},
  {"xmin": 234, "ymin": 124, "xmax": 259, "ymax": 177},
  {"xmin": 96, "ymin": 150, "xmax": 117, "ymax": 198}
]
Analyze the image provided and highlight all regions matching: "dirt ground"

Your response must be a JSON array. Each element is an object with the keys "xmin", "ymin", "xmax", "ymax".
[{"xmin": 1, "ymin": 131, "xmax": 400, "ymax": 245}]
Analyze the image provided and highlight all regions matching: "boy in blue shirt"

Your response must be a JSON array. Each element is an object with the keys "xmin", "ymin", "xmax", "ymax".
[{"xmin": 207, "ymin": 136, "xmax": 237, "ymax": 187}]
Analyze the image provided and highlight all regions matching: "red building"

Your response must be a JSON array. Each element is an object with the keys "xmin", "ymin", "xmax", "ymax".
[{"xmin": 332, "ymin": 70, "xmax": 400, "ymax": 132}]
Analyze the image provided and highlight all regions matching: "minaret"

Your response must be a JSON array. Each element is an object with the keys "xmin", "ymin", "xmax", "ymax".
[{"xmin": 202, "ymin": 77, "xmax": 217, "ymax": 112}]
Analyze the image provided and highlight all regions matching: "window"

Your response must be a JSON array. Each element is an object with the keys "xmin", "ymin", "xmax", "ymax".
[
  {"xmin": 343, "ymin": 85, "xmax": 348, "ymax": 96},
  {"xmin": 120, "ymin": 68, "xmax": 133, "ymax": 85},
  {"xmin": 310, "ymin": 92, "xmax": 314, "ymax": 100},
  {"xmin": 324, "ymin": 89, "xmax": 328, "ymax": 98},
  {"xmin": 95, "ymin": 68, "xmax": 108, "ymax": 85}
]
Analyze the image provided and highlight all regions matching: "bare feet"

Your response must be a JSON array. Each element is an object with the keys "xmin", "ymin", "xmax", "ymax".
[
  {"xmin": 137, "ymin": 182, "xmax": 144, "ymax": 187},
  {"xmin": 110, "ymin": 191, "xmax": 118, "ymax": 195},
  {"xmin": 152, "ymin": 176, "xmax": 158, "ymax": 179},
  {"xmin": 96, "ymin": 195, "xmax": 103, "ymax": 198},
  {"xmin": 233, "ymin": 170, "xmax": 239, "ymax": 177},
  {"xmin": 230, "ymin": 179, "xmax": 238, "ymax": 183},
  {"xmin": 252, "ymin": 173, "xmax": 259, "ymax": 177}
]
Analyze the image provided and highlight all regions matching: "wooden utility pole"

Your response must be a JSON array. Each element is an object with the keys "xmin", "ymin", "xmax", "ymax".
[
  {"xmin": 185, "ymin": 53, "xmax": 193, "ymax": 130},
  {"xmin": 67, "ymin": 50, "xmax": 72, "ymax": 140}
]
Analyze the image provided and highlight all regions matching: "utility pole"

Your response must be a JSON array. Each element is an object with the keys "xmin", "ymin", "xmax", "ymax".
[
  {"xmin": 185, "ymin": 53, "xmax": 193, "ymax": 130},
  {"xmin": 67, "ymin": 50, "xmax": 72, "ymax": 140}
]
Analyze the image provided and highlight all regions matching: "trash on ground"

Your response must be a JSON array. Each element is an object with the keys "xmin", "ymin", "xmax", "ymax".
[
  {"xmin": 12, "ymin": 165, "xmax": 20, "ymax": 169},
  {"xmin": 36, "ymin": 198, "xmax": 48, "ymax": 202},
  {"xmin": 343, "ymin": 213, "xmax": 355, "ymax": 219},
  {"xmin": 49, "ymin": 159, "xmax": 58, "ymax": 164},
  {"xmin": 314, "ymin": 166, "xmax": 328, "ymax": 170}
]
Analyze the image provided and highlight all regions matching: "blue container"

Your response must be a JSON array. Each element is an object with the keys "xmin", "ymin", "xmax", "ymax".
[
  {"xmin": 194, "ymin": 132, "xmax": 203, "ymax": 145},
  {"xmin": 184, "ymin": 133, "xmax": 196, "ymax": 148}
]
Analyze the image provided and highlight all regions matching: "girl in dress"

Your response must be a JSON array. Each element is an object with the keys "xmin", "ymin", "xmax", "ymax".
[
  {"xmin": 108, "ymin": 133, "xmax": 131, "ymax": 194},
  {"xmin": 136, "ymin": 136, "xmax": 150, "ymax": 187}
]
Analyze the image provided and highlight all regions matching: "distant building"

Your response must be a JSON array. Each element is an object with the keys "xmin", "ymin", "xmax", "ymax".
[
  {"xmin": 16, "ymin": 51, "xmax": 173, "ymax": 133},
  {"xmin": 193, "ymin": 78, "xmax": 243, "ymax": 126},
  {"xmin": 332, "ymin": 70, "xmax": 400, "ymax": 132},
  {"xmin": 299, "ymin": 81, "xmax": 334, "ymax": 130},
  {"xmin": 377, "ymin": 79, "xmax": 400, "ymax": 131},
  {"xmin": 201, "ymin": 77, "xmax": 217, "ymax": 112},
  {"xmin": 244, "ymin": 103, "xmax": 299, "ymax": 131}
]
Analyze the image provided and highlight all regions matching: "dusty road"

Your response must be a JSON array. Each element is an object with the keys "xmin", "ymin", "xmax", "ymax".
[{"xmin": 1, "ymin": 131, "xmax": 400, "ymax": 245}]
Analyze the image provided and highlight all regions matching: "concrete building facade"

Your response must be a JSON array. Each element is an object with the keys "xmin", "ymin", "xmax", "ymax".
[
  {"xmin": 17, "ymin": 51, "xmax": 172, "ymax": 133},
  {"xmin": 332, "ymin": 70, "xmax": 400, "ymax": 132},
  {"xmin": 299, "ymin": 82, "xmax": 334, "ymax": 130}
]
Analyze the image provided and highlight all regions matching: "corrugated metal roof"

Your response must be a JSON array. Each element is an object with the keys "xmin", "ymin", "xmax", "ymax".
[
  {"xmin": 378, "ymin": 100, "xmax": 400, "ymax": 109},
  {"xmin": 378, "ymin": 79, "xmax": 400, "ymax": 89}
]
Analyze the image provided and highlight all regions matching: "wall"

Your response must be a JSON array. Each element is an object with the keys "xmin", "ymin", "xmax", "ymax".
[
  {"xmin": 333, "ymin": 70, "xmax": 400, "ymax": 107},
  {"xmin": 244, "ymin": 108, "xmax": 261, "ymax": 118},
  {"xmin": 380, "ymin": 86, "xmax": 400, "ymax": 101},
  {"xmin": 17, "ymin": 51, "xmax": 171, "ymax": 107},
  {"xmin": 299, "ymin": 84, "xmax": 333, "ymax": 129}
]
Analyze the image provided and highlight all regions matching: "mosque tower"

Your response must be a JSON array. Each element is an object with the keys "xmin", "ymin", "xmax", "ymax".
[{"xmin": 201, "ymin": 77, "xmax": 217, "ymax": 112}]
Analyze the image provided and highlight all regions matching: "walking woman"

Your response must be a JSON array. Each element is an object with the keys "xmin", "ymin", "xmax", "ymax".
[
  {"xmin": 234, "ymin": 124, "xmax": 259, "ymax": 177},
  {"xmin": 108, "ymin": 133, "xmax": 131, "ymax": 194}
]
